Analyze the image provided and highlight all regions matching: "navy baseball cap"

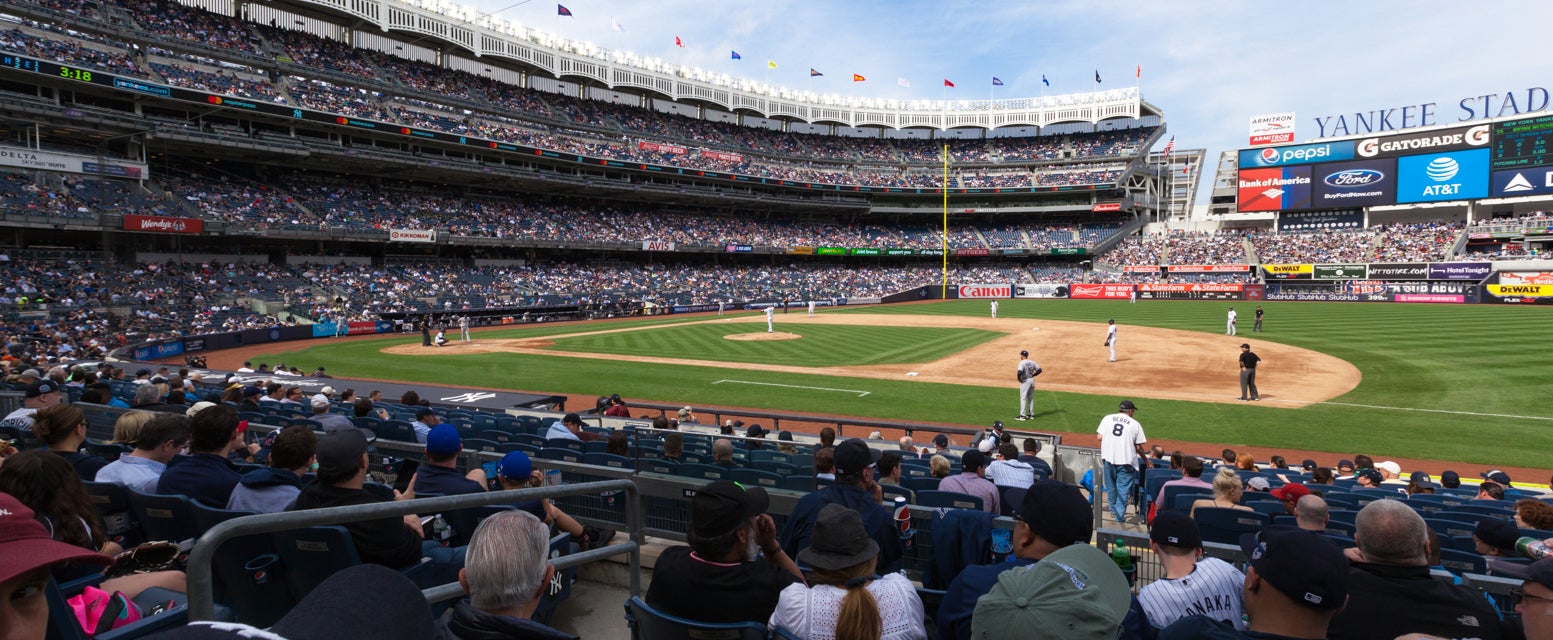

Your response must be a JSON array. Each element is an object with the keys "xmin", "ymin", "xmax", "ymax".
[
  {"xmin": 960, "ymin": 449, "xmax": 989, "ymax": 471},
  {"xmin": 496, "ymin": 451, "xmax": 532, "ymax": 480},
  {"xmin": 414, "ymin": 407, "xmax": 437, "ymax": 419},
  {"xmin": 1016, "ymin": 480, "xmax": 1093, "ymax": 546},
  {"xmin": 833, "ymin": 439, "xmax": 881, "ymax": 475},
  {"xmin": 1240, "ymin": 528, "xmax": 1349, "ymax": 610},
  {"xmin": 1118, "ymin": 400, "xmax": 1137, "ymax": 411},
  {"xmin": 1355, "ymin": 468, "xmax": 1384, "ymax": 485},
  {"xmin": 1495, "ymin": 557, "xmax": 1553, "ymax": 589},
  {"xmin": 425, "ymin": 424, "xmax": 461, "ymax": 455},
  {"xmin": 1440, "ymin": 470, "xmax": 1461, "ymax": 488},
  {"xmin": 1337, "ymin": 459, "xmax": 1355, "ymax": 470},
  {"xmin": 24, "ymin": 380, "xmax": 59, "ymax": 398},
  {"xmin": 1474, "ymin": 518, "xmax": 1520, "ymax": 555},
  {"xmin": 1481, "ymin": 470, "xmax": 1512, "ymax": 485},
  {"xmin": 932, "ymin": 434, "xmax": 949, "ymax": 447},
  {"xmin": 691, "ymin": 480, "xmax": 769, "ymax": 538},
  {"xmin": 1150, "ymin": 511, "xmax": 1202, "ymax": 549}
]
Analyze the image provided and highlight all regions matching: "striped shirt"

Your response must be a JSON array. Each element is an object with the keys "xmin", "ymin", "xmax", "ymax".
[{"xmin": 1138, "ymin": 557, "xmax": 1246, "ymax": 630}]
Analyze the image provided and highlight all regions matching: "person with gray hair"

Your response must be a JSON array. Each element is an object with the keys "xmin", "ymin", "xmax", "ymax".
[
  {"xmin": 433, "ymin": 509, "xmax": 574, "ymax": 639},
  {"xmin": 1326, "ymin": 499, "xmax": 1507, "ymax": 639},
  {"xmin": 1292, "ymin": 495, "xmax": 1329, "ymax": 532}
]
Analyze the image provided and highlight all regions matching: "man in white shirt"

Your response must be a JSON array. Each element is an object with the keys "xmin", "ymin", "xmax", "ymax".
[
  {"xmin": 1105, "ymin": 319, "xmax": 1118, "ymax": 362},
  {"xmin": 985, "ymin": 443, "xmax": 1036, "ymax": 490},
  {"xmin": 0, "ymin": 380, "xmax": 62, "ymax": 432},
  {"xmin": 1096, "ymin": 400, "xmax": 1147, "ymax": 523},
  {"xmin": 95, "ymin": 414, "xmax": 190, "ymax": 493},
  {"xmin": 411, "ymin": 406, "xmax": 441, "ymax": 443},
  {"xmin": 1226, "ymin": 307, "xmax": 1237, "ymax": 336},
  {"xmin": 1139, "ymin": 511, "xmax": 1246, "ymax": 631}
]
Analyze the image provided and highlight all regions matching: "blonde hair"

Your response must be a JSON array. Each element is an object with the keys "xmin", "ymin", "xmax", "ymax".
[
  {"xmin": 809, "ymin": 557, "xmax": 880, "ymax": 640},
  {"xmin": 929, "ymin": 455, "xmax": 950, "ymax": 478},
  {"xmin": 1212, "ymin": 467, "xmax": 1242, "ymax": 499},
  {"xmin": 110, "ymin": 411, "xmax": 156, "ymax": 445}
]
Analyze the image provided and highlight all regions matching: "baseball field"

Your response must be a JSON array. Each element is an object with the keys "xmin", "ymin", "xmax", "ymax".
[{"xmin": 244, "ymin": 299, "xmax": 1553, "ymax": 469}]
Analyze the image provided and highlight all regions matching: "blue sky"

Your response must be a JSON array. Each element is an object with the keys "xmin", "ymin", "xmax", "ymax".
[{"xmin": 470, "ymin": 1, "xmax": 1553, "ymax": 166}]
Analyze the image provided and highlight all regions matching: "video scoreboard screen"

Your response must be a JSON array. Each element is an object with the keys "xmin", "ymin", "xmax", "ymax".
[{"xmin": 1491, "ymin": 115, "xmax": 1553, "ymax": 170}]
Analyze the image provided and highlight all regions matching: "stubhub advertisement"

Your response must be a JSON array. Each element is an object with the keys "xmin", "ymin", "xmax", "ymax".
[
  {"xmin": 1396, "ymin": 148, "xmax": 1489, "ymax": 203},
  {"xmin": 1312, "ymin": 158, "xmax": 1396, "ymax": 208},
  {"xmin": 1237, "ymin": 166, "xmax": 1312, "ymax": 212},
  {"xmin": 1238, "ymin": 140, "xmax": 1355, "ymax": 168}
]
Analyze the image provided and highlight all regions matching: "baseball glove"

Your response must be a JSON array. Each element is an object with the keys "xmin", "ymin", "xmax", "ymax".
[
  {"xmin": 1103, "ymin": 341, "xmax": 1110, "ymax": 347},
  {"xmin": 1032, "ymin": 367, "xmax": 1043, "ymax": 377}
]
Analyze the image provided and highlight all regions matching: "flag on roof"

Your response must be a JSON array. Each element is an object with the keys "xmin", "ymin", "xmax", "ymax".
[
  {"xmin": 1042, "ymin": 74, "xmax": 1050, "ymax": 87},
  {"xmin": 611, "ymin": 19, "xmax": 624, "ymax": 32},
  {"xmin": 852, "ymin": 74, "xmax": 865, "ymax": 82},
  {"xmin": 992, "ymin": 77, "xmax": 1004, "ymax": 86},
  {"xmin": 1095, "ymin": 70, "xmax": 1101, "ymax": 83},
  {"xmin": 674, "ymin": 36, "xmax": 684, "ymax": 48},
  {"xmin": 768, "ymin": 60, "xmax": 777, "ymax": 69},
  {"xmin": 897, "ymin": 78, "xmax": 910, "ymax": 88},
  {"xmin": 1136, "ymin": 64, "xmax": 1141, "ymax": 79},
  {"xmin": 731, "ymin": 51, "xmax": 741, "ymax": 60},
  {"xmin": 557, "ymin": 4, "xmax": 572, "ymax": 16},
  {"xmin": 943, "ymin": 78, "xmax": 955, "ymax": 88},
  {"xmin": 810, "ymin": 68, "xmax": 823, "ymax": 77},
  {"xmin": 1162, "ymin": 135, "xmax": 1176, "ymax": 157}
]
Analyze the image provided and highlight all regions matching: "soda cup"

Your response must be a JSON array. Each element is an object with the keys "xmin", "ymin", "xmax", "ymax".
[
  {"xmin": 1517, "ymin": 536, "xmax": 1552, "ymax": 561},
  {"xmin": 893, "ymin": 496, "xmax": 914, "ymax": 552}
]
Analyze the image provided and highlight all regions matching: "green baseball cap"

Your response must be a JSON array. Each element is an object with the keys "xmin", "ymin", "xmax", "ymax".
[{"xmin": 971, "ymin": 543, "xmax": 1131, "ymax": 640}]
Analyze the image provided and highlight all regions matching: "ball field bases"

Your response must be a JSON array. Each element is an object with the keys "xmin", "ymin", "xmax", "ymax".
[{"xmin": 253, "ymin": 300, "xmax": 1553, "ymax": 469}]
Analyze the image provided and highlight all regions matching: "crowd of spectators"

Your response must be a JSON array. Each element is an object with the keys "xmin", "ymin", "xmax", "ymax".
[
  {"xmin": 1101, "ymin": 236, "xmax": 1165, "ymax": 266},
  {"xmin": 1250, "ymin": 229, "xmax": 1377, "ymax": 264},
  {"xmin": 1, "ymin": 26, "xmax": 142, "ymax": 78},
  {"xmin": 150, "ymin": 62, "xmax": 284, "ymax": 102},
  {"xmin": 121, "ymin": 0, "xmax": 261, "ymax": 54},
  {"xmin": 1371, "ymin": 221, "xmax": 1464, "ymax": 263},
  {"xmin": 1163, "ymin": 231, "xmax": 1249, "ymax": 265}
]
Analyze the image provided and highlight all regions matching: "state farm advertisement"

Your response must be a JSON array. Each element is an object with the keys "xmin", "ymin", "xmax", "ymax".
[
  {"xmin": 123, "ymin": 215, "xmax": 203, "ymax": 234},
  {"xmin": 1139, "ymin": 283, "xmax": 1244, "ymax": 293},
  {"xmin": 1249, "ymin": 112, "xmax": 1296, "ymax": 146},
  {"xmin": 1165, "ymin": 265, "xmax": 1248, "ymax": 274},
  {"xmin": 958, "ymin": 284, "xmax": 1011, "ymax": 299},
  {"xmin": 1069, "ymin": 283, "xmax": 1134, "ymax": 300},
  {"xmin": 638, "ymin": 141, "xmax": 688, "ymax": 155}
]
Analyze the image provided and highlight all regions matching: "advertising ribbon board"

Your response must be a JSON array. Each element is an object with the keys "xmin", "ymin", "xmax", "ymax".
[
  {"xmin": 1015, "ymin": 284, "xmax": 1068, "ymax": 299},
  {"xmin": 1483, "ymin": 284, "xmax": 1553, "ymax": 304},
  {"xmin": 850, "ymin": 248, "xmax": 881, "ymax": 256},
  {"xmin": 1166, "ymin": 265, "xmax": 1248, "ymax": 274},
  {"xmin": 1122, "ymin": 265, "xmax": 1162, "ymax": 274},
  {"xmin": 123, "ymin": 215, "xmax": 204, "ymax": 234},
  {"xmin": 1368, "ymin": 262, "xmax": 1429, "ymax": 280},
  {"xmin": 1050, "ymin": 247, "xmax": 1086, "ymax": 255},
  {"xmin": 958, "ymin": 284, "xmax": 1011, "ymax": 299},
  {"xmin": 389, "ymin": 229, "xmax": 435, "ymax": 243},
  {"xmin": 1312, "ymin": 264, "xmax": 1368, "ymax": 280},
  {"xmin": 955, "ymin": 248, "xmax": 991, "ymax": 256},
  {"xmin": 1500, "ymin": 271, "xmax": 1553, "ymax": 285},
  {"xmin": 787, "ymin": 247, "xmax": 815, "ymax": 255},
  {"xmin": 815, "ymin": 247, "xmax": 846, "ymax": 256},
  {"xmin": 1091, "ymin": 202, "xmax": 1123, "ymax": 212},
  {"xmin": 1261, "ymin": 264, "xmax": 1313, "ymax": 280},
  {"xmin": 884, "ymin": 248, "xmax": 914, "ymax": 256},
  {"xmin": 1427, "ymin": 262, "xmax": 1491, "ymax": 281},
  {"xmin": 1068, "ymin": 283, "xmax": 1134, "ymax": 300},
  {"xmin": 640, "ymin": 241, "xmax": 676, "ymax": 251}
]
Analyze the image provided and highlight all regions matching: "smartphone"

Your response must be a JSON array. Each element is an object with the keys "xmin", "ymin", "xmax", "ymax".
[
  {"xmin": 393, "ymin": 460, "xmax": 419, "ymax": 493},
  {"xmin": 482, "ymin": 461, "xmax": 501, "ymax": 490}
]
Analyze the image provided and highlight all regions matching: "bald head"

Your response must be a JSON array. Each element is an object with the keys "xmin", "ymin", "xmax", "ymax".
[
  {"xmin": 712, "ymin": 438, "xmax": 733, "ymax": 463},
  {"xmin": 1354, "ymin": 499, "xmax": 1429, "ymax": 566},
  {"xmin": 1294, "ymin": 495, "xmax": 1329, "ymax": 532},
  {"xmin": 899, "ymin": 436, "xmax": 914, "ymax": 451}
]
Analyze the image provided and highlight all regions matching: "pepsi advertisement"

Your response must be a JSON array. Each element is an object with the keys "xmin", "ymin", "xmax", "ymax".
[
  {"xmin": 1238, "ymin": 141, "xmax": 1355, "ymax": 168},
  {"xmin": 1396, "ymin": 148, "xmax": 1490, "ymax": 203},
  {"xmin": 1311, "ymin": 158, "xmax": 1396, "ymax": 208},
  {"xmin": 1237, "ymin": 165, "xmax": 1312, "ymax": 212}
]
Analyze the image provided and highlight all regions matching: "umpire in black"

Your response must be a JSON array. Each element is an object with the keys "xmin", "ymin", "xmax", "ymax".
[{"xmin": 1238, "ymin": 343, "xmax": 1261, "ymax": 401}]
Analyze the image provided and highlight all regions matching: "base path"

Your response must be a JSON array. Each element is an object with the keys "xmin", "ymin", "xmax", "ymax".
[{"xmin": 379, "ymin": 313, "xmax": 1360, "ymax": 407}]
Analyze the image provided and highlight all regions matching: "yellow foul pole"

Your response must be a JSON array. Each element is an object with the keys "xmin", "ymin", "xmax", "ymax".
[{"xmin": 941, "ymin": 143, "xmax": 949, "ymax": 299}]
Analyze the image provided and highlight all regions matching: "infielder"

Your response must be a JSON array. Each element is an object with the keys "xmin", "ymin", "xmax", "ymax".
[
  {"xmin": 1105, "ymin": 319, "xmax": 1117, "ymax": 362},
  {"xmin": 717, "ymin": 301, "xmax": 725, "ymax": 317},
  {"xmin": 1130, "ymin": 288, "xmax": 1137, "ymax": 304},
  {"xmin": 1015, "ymin": 349, "xmax": 1042, "ymax": 420},
  {"xmin": 1226, "ymin": 307, "xmax": 1237, "ymax": 335},
  {"xmin": 459, "ymin": 315, "xmax": 471, "ymax": 343},
  {"xmin": 764, "ymin": 306, "xmax": 774, "ymax": 333},
  {"xmin": 990, "ymin": 300, "xmax": 998, "ymax": 318},
  {"xmin": 807, "ymin": 300, "xmax": 815, "ymax": 317}
]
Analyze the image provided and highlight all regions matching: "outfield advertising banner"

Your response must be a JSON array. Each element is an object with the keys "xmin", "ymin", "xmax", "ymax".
[
  {"xmin": 641, "ymin": 241, "xmax": 676, "ymax": 251},
  {"xmin": 1311, "ymin": 158, "xmax": 1397, "ymax": 209},
  {"xmin": 850, "ymin": 248, "xmax": 881, "ymax": 256},
  {"xmin": 1165, "ymin": 265, "xmax": 1248, "ymax": 274},
  {"xmin": 124, "ymin": 215, "xmax": 204, "ymax": 234},
  {"xmin": 1138, "ymin": 283, "xmax": 1245, "ymax": 300},
  {"xmin": 1123, "ymin": 265, "xmax": 1162, "ymax": 273},
  {"xmin": 1313, "ymin": 264, "xmax": 1368, "ymax": 279},
  {"xmin": 724, "ymin": 244, "xmax": 755, "ymax": 253},
  {"xmin": 1068, "ymin": 283, "xmax": 1134, "ymax": 300},
  {"xmin": 389, "ymin": 229, "xmax": 434, "ymax": 243},
  {"xmin": 1014, "ymin": 283, "xmax": 1068, "ymax": 299},
  {"xmin": 1482, "ymin": 283, "xmax": 1553, "ymax": 304},
  {"xmin": 1428, "ymin": 262, "xmax": 1491, "ymax": 281},
  {"xmin": 1261, "ymin": 264, "xmax": 1313, "ymax": 280},
  {"xmin": 1368, "ymin": 263, "xmax": 1429, "ymax": 280},
  {"xmin": 956, "ymin": 248, "xmax": 991, "ymax": 256},
  {"xmin": 958, "ymin": 284, "xmax": 1011, "ymax": 299},
  {"xmin": 1237, "ymin": 166, "xmax": 1313, "ymax": 212},
  {"xmin": 1491, "ymin": 166, "xmax": 1553, "ymax": 197},
  {"xmin": 787, "ymin": 247, "xmax": 814, "ymax": 255},
  {"xmin": 1500, "ymin": 271, "xmax": 1553, "ymax": 285},
  {"xmin": 1396, "ymin": 148, "xmax": 1490, "ymax": 203}
]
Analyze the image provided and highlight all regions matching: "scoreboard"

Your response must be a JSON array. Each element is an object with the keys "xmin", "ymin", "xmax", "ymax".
[{"xmin": 1491, "ymin": 115, "xmax": 1553, "ymax": 170}]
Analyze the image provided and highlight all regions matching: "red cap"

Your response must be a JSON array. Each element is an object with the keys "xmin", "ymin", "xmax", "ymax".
[
  {"xmin": 1269, "ymin": 483, "xmax": 1312, "ymax": 501},
  {"xmin": 0, "ymin": 493, "xmax": 111, "ymax": 584}
]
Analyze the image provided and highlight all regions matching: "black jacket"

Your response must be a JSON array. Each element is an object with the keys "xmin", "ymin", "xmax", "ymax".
[
  {"xmin": 289, "ymin": 483, "xmax": 422, "ymax": 569},
  {"xmin": 433, "ymin": 600, "xmax": 577, "ymax": 640},
  {"xmin": 1327, "ymin": 562, "xmax": 1505, "ymax": 640}
]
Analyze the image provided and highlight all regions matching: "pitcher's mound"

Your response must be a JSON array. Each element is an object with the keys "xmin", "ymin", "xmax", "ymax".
[{"xmin": 726, "ymin": 332, "xmax": 801, "ymax": 341}]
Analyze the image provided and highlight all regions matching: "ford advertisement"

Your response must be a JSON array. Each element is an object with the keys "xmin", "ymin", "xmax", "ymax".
[{"xmin": 1311, "ymin": 158, "xmax": 1396, "ymax": 208}]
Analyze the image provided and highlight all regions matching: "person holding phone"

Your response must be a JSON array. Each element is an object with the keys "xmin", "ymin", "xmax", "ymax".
[{"xmin": 492, "ymin": 451, "xmax": 613, "ymax": 550}]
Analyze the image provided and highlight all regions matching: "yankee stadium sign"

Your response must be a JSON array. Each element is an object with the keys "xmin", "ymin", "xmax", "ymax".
[{"xmin": 1311, "ymin": 88, "xmax": 1550, "ymax": 137}]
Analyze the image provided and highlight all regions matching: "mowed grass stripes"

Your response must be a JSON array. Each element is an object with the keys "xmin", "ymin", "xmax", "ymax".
[
  {"xmin": 546, "ymin": 324, "xmax": 1000, "ymax": 366},
  {"xmin": 255, "ymin": 300, "xmax": 1553, "ymax": 467}
]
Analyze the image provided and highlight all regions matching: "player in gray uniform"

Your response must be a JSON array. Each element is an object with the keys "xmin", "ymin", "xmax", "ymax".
[
  {"xmin": 459, "ymin": 315, "xmax": 471, "ymax": 343},
  {"xmin": 1105, "ymin": 319, "xmax": 1117, "ymax": 362},
  {"xmin": 1015, "ymin": 350, "xmax": 1042, "ymax": 420},
  {"xmin": 1139, "ymin": 511, "xmax": 1246, "ymax": 631}
]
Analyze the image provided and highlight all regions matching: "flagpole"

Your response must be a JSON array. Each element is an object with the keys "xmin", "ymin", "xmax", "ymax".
[{"xmin": 942, "ymin": 143, "xmax": 949, "ymax": 299}]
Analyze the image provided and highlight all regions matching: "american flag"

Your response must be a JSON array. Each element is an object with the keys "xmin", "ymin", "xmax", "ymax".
[{"xmin": 1161, "ymin": 136, "xmax": 1176, "ymax": 158}]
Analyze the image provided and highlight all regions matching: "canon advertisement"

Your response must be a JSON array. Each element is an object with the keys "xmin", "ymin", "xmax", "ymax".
[
  {"xmin": 1237, "ymin": 166, "xmax": 1312, "ymax": 212},
  {"xmin": 1311, "ymin": 158, "xmax": 1397, "ymax": 208},
  {"xmin": 958, "ymin": 284, "xmax": 1011, "ymax": 299},
  {"xmin": 1396, "ymin": 148, "xmax": 1490, "ymax": 204}
]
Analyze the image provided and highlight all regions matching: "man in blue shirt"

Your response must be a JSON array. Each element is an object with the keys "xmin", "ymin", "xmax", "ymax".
[
  {"xmin": 413, "ymin": 424, "xmax": 488, "ymax": 497},
  {"xmin": 156, "ymin": 404, "xmax": 246, "ymax": 507},
  {"xmin": 411, "ymin": 407, "xmax": 441, "ymax": 443},
  {"xmin": 779, "ymin": 438, "xmax": 901, "ymax": 573},
  {"xmin": 95, "ymin": 413, "xmax": 189, "ymax": 493}
]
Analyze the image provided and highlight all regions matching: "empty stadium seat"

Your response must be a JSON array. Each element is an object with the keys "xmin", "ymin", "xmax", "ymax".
[
  {"xmin": 582, "ymin": 453, "xmax": 633, "ymax": 470},
  {"xmin": 636, "ymin": 459, "xmax": 677, "ymax": 475},
  {"xmin": 82, "ymin": 481, "xmax": 140, "ymax": 548},
  {"xmin": 125, "ymin": 488, "xmax": 200, "ymax": 543},
  {"xmin": 624, "ymin": 595, "xmax": 767, "ymax": 640},
  {"xmin": 917, "ymin": 490, "xmax": 983, "ymax": 512},
  {"xmin": 673, "ymin": 463, "xmax": 729, "ymax": 481},
  {"xmin": 1193, "ymin": 508, "xmax": 1269, "ymax": 545},
  {"xmin": 903, "ymin": 476, "xmax": 941, "ymax": 494},
  {"xmin": 1424, "ymin": 517, "xmax": 1478, "ymax": 539},
  {"xmin": 779, "ymin": 476, "xmax": 814, "ymax": 493},
  {"xmin": 538, "ymin": 447, "xmax": 583, "ymax": 464},
  {"xmin": 729, "ymin": 468, "xmax": 783, "ymax": 490},
  {"xmin": 1438, "ymin": 548, "xmax": 1487, "ymax": 575}
]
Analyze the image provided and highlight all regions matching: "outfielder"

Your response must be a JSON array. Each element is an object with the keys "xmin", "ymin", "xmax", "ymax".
[
  {"xmin": 1105, "ymin": 319, "xmax": 1117, "ymax": 362},
  {"xmin": 1226, "ymin": 307, "xmax": 1237, "ymax": 336},
  {"xmin": 459, "ymin": 315, "xmax": 471, "ymax": 343},
  {"xmin": 764, "ymin": 306, "xmax": 774, "ymax": 333},
  {"xmin": 807, "ymin": 300, "xmax": 815, "ymax": 317},
  {"xmin": 1015, "ymin": 349, "xmax": 1042, "ymax": 420},
  {"xmin": 990, "ymin": 300, "xmax": 999, "ymax": 318}
]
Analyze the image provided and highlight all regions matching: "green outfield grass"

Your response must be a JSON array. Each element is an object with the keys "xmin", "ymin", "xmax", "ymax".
[
  {"xmin": 547, "ymin": 324, "xmax": 1001, "ymax": 366},
  {"xmin": 253, "ymin": 301, "xmax": 1553, "ymax": 468}
]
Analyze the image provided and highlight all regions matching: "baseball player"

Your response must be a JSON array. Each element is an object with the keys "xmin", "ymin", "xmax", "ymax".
[
  {"xmin": 459, "ymin": 315, "xmax": 471, "ymax": 343},
  {"xmin": 764, "ymin": 306, "xmax": 774, "ymax": 333},
  {"xmin": 1138, "ymin": 511, "xmax": 1246, "ymax": 630},
  {"xmin": 1015, "ymin": 349, "xmax": 1041, "ymax": 420},
  {"xmin": 807, "ymin": 300, "xmax": 816, "ymax": 317},
  {"xmin": 1226, "ymin": 307, "xmax": 1237, "ymax": 335},
  {"xmin": 717, "ymin": 301, "xmax": 725, "ymax": 317},
  {"xmin": 1130, "ymin": 287, "xmax": 1137, "ymax": 303},
  {"xmin": 990, "ymin": 300, "xmax": 999, "ymax": 318},
  {"xmin": 1253, "ymin": 305, "xmax": 1264, "ymax": 332},
  {"xmin": 1105, "ymin": 319, "xmax": 1117, "ymax": 362}
]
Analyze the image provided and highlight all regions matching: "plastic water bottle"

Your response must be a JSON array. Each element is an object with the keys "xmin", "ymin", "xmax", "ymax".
[
  {"xmin": 1111, "ymin": 539, "xmax": 1134, "ymax": 571},
  {"xmin": 1517, "ymin": 537, "xmax": 1552, "ymax": 561}
]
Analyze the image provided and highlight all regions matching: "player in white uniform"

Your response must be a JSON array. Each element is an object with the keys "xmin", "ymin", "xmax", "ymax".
[
  {"xmin": 1130, "ymin": 288, "xmax": 1137, "ymax": 303},
  {"xmin": 1015, "ymin": 350, "xmax": 1041, "ymax": 420},
  {"xmin": 807, "ymin": 300, "xmax": 815, "ymax": 317},
  {"xmin": 1226, "ymin": 307, "xmax": 1237, "ymax": 335},
  {"xmin": 1096, "ymin": 400, "xmax": 1146, "ymax": 523},
  {"xmin": 764, "ymin": 306, "xmax": 774, "ymax": 332},
  {"xmin": 1138, "ymin": 511, "xmax": 1246, "ymax": 631},
  {"xmin": 459, "ymin": 315, "xmax": 471, "ymax": 343},
  {"xmin": 1105, "ymin": 319, "xmax": 1117, "ymax": 362},
  {"xmin": 990, "ymin": 300, "xmax": 999, "ymax": 318},
  {"xmin": 717, "ymin": 301, "xmax": 725, "ymax": 316}
]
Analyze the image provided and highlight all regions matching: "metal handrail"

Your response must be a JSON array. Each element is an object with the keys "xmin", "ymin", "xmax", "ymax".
[{"xmin": 184, "ymin": 479, "xmax": 641, "ymax": 621}]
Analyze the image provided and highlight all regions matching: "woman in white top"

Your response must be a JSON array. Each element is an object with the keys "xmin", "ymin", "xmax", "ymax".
[{"xmin": 770, "ymin": 503, "xmax": 927, "ymax": 640}]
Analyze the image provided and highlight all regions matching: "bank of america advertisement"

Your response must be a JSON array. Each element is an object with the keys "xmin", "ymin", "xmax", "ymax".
[{"xmin": 1237, "ymin": 166, "xmax": 1312, "ymax": 212}]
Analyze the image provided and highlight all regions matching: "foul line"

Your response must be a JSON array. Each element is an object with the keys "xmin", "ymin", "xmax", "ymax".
[
  {"xmin": 1305, "ymin": 400, "xmax": 1553, "ymax": 421},
  {"xmin": 712, "ymin": 379, "xmax": 871, "ymax": 397}
]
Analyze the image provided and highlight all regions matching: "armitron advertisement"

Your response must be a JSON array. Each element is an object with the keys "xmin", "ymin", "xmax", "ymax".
[
  {"xmin": 1249, "ymin": 112, "xmax": 1296, "ymax": 146},
  {"xmin": 958, "ymin": 284, "xmax": 1011, "ymax": 299},
  {"xmin": 1068, "ymin": 283, "xmax": 1134, "ymax": 300}
]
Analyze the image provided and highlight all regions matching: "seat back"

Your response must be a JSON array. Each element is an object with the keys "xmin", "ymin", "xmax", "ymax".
[
  {"xmin": 917, "ymin": 490, "xmax": 984, "ymax": 511},
  {"xmin": 1424, "ymin": 517, "xmax": 1479, "ymax": 539},
  {"xmin": 462, "ymin": 438, "xmax": 502, "ymax": 454},
  {"xmin": 190, "ymin": 502, "xmax": 292, "ymax": 627},
  {"xmin": 125, "ymin": 489, "xmax": 200, "ymax": 543},
  {"xmin": 1161, "ymin": 485, "xmax": 1213, "ymax": 514},
  {"xmin": 636, "ymin": 458, "xmax": 678, "ymax": 475},
  {"xmin": 904, "ymin": 476, "xmax": 942, "ymax": 494},
  {"xmin": 623, "ymin": 596, "xmax": 768, "ymax": 640},
  {"xmin": 82, "ymin": 481, "xmax": 140, "ymax": 548},
  {"xmin": 582, "ymin": 453, "xmax": 633, "ymax": 470},
  {"xmin": 538, "ymin": 447, "xmax": 583, "ymax": 464},
  {"xmin": 729, "ymin": 468, "xmax": 783, "ymax": 490},
  {"xmin": 673, "ymin": 463, "xmax": 729, "ymax": 481},
  {"xmin": 442, "ymin": 505, "xmax": 516, "ymax": 548},
  {"xmin": 882, "ymin": 483, "xmax": 916, "ymax": 505},
  {"xmin": 1438, "ymin": 548, "xmax": 1487, "ymax": 575},
  {"xmin": 997, "ymin": 486, "xmax": 1026, "ymax": 517},
  {"xmin": 779, "ymin": 475, "xmax": 814, "ymax": 493},
  {"xmin": 1192, "ymin": 508, "xmax": 1270, "ymax": 545},
  {"xmin": 271, "ymin": 525, "xmax": 363, "ymax": 603}
]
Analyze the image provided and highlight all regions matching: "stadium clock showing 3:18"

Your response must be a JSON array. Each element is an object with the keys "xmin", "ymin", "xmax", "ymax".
[{"xmin": 56, "ymin": 65, "xmax": 93, "ymax": 82}]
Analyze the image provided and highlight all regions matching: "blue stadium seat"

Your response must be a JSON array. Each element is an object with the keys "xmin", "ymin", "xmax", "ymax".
[
  {"xmin": 1438, "ymin": 548, "xmax": 1487, "ymax": 575},
  {"xmin": 545, "ymin": 438, "xmax": 585, "ymax": 453},
  {"xmin": 1192, "ymin": 508, "xmax": 1269, "ymax": 545},
  {"xmin": 1327, "ymin": 510, "xmax": 1360, "ymax": 526},
  {"xmin": 1324, "ymin": 533, "xmax": 1357, "ymax": 549},
  {"xmin": 883, "ymin": 483, "xmax": 915, "ymax": 505},
  {"xmin": 271, "ymin": 526, "xmax": 360, "ymax": 603},
  {"xmin": 125, "ymin": 488, "xmax": 200, "ymax": 543},
  {"xmin": 900, "ymin": 464, "xmax": 932, "ymax": 481},
  {"xmin": 82, "ymin": 440, "xmax": 129, "ymax": 462},
  {"xmin": 1323, "ymin": 520, "xmax": 1357, "ymax": 537},
  {"xmin": 511, "ymin": 433, "xmax": 546, "ymax": 449},
  {"xmin": 82, "ymin": 481, "xmax": 140, "ymax": 548},
  {"xmin": 582, "ymin": 453, "xmax": 633, "ymax": 470},
  {"xmin": 916, "ymin": 490, "xmax": 983, "ymax": 512},
  {"xmin": 441, "ymin": 505, "xmax": 516, "ymax": 548},
  {"xmin": 190, "ymin": 502, "xmax": 292, "ymax": 627},
  {"xmin": 903, "ymin": 476, "xmax": 941, "ymax": 494},
  {"xmin": 377, "ymin": 420, "xmax": 418, "ymax": 443},
  {"xmin": 729, "ymin": 468, "xmax": 783, "ymax": 490},
  {"xmin": 779, "ymin": 476, "xmax": 814, "ymax": 493},
  {"xmin": 479, "ymin": 429, "xmax": 515, "ymax": 444},
  {"xmin": 1321, "ymin": 495, "xmax": 1360, "ymax": 510},
  {"xmin": 673, "ymin": 463, "xmax": 728, "ymax": 481},
  {"xmin": 1443, "ymin": 504, "xmax": 1516, "ymax": 519},
  {"xmin": 500, "ymin": 442, "xmax": 540, "ymax": 456},
  {"xmin": 539, "ymin": 447, "xmax": 583, "ymax": 464},
  {"xmin": 624, "ymin": 595, "xmax": 767, "ymax": 640},
  {"xmin": 1424, "ymin": 517, "xmax": 1478, "ymax": 539},
  {"xmin": 636, "ymin": 459, "xmax": 677, "ymax": 475},
  {"xmin": 463, "ymin": 438, "xmax": 503, "ymax": 454},
  {"xmin": 750, "ymin": 450, "xmax": 791, "ymax": 465},
  {"xmin": 1247, "ymin": 501, "xmax": 1285, "ymax": 517},
  {"xmin": 1161, "ymin": 485, "xmax": 1213, "ymax": 514}
]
